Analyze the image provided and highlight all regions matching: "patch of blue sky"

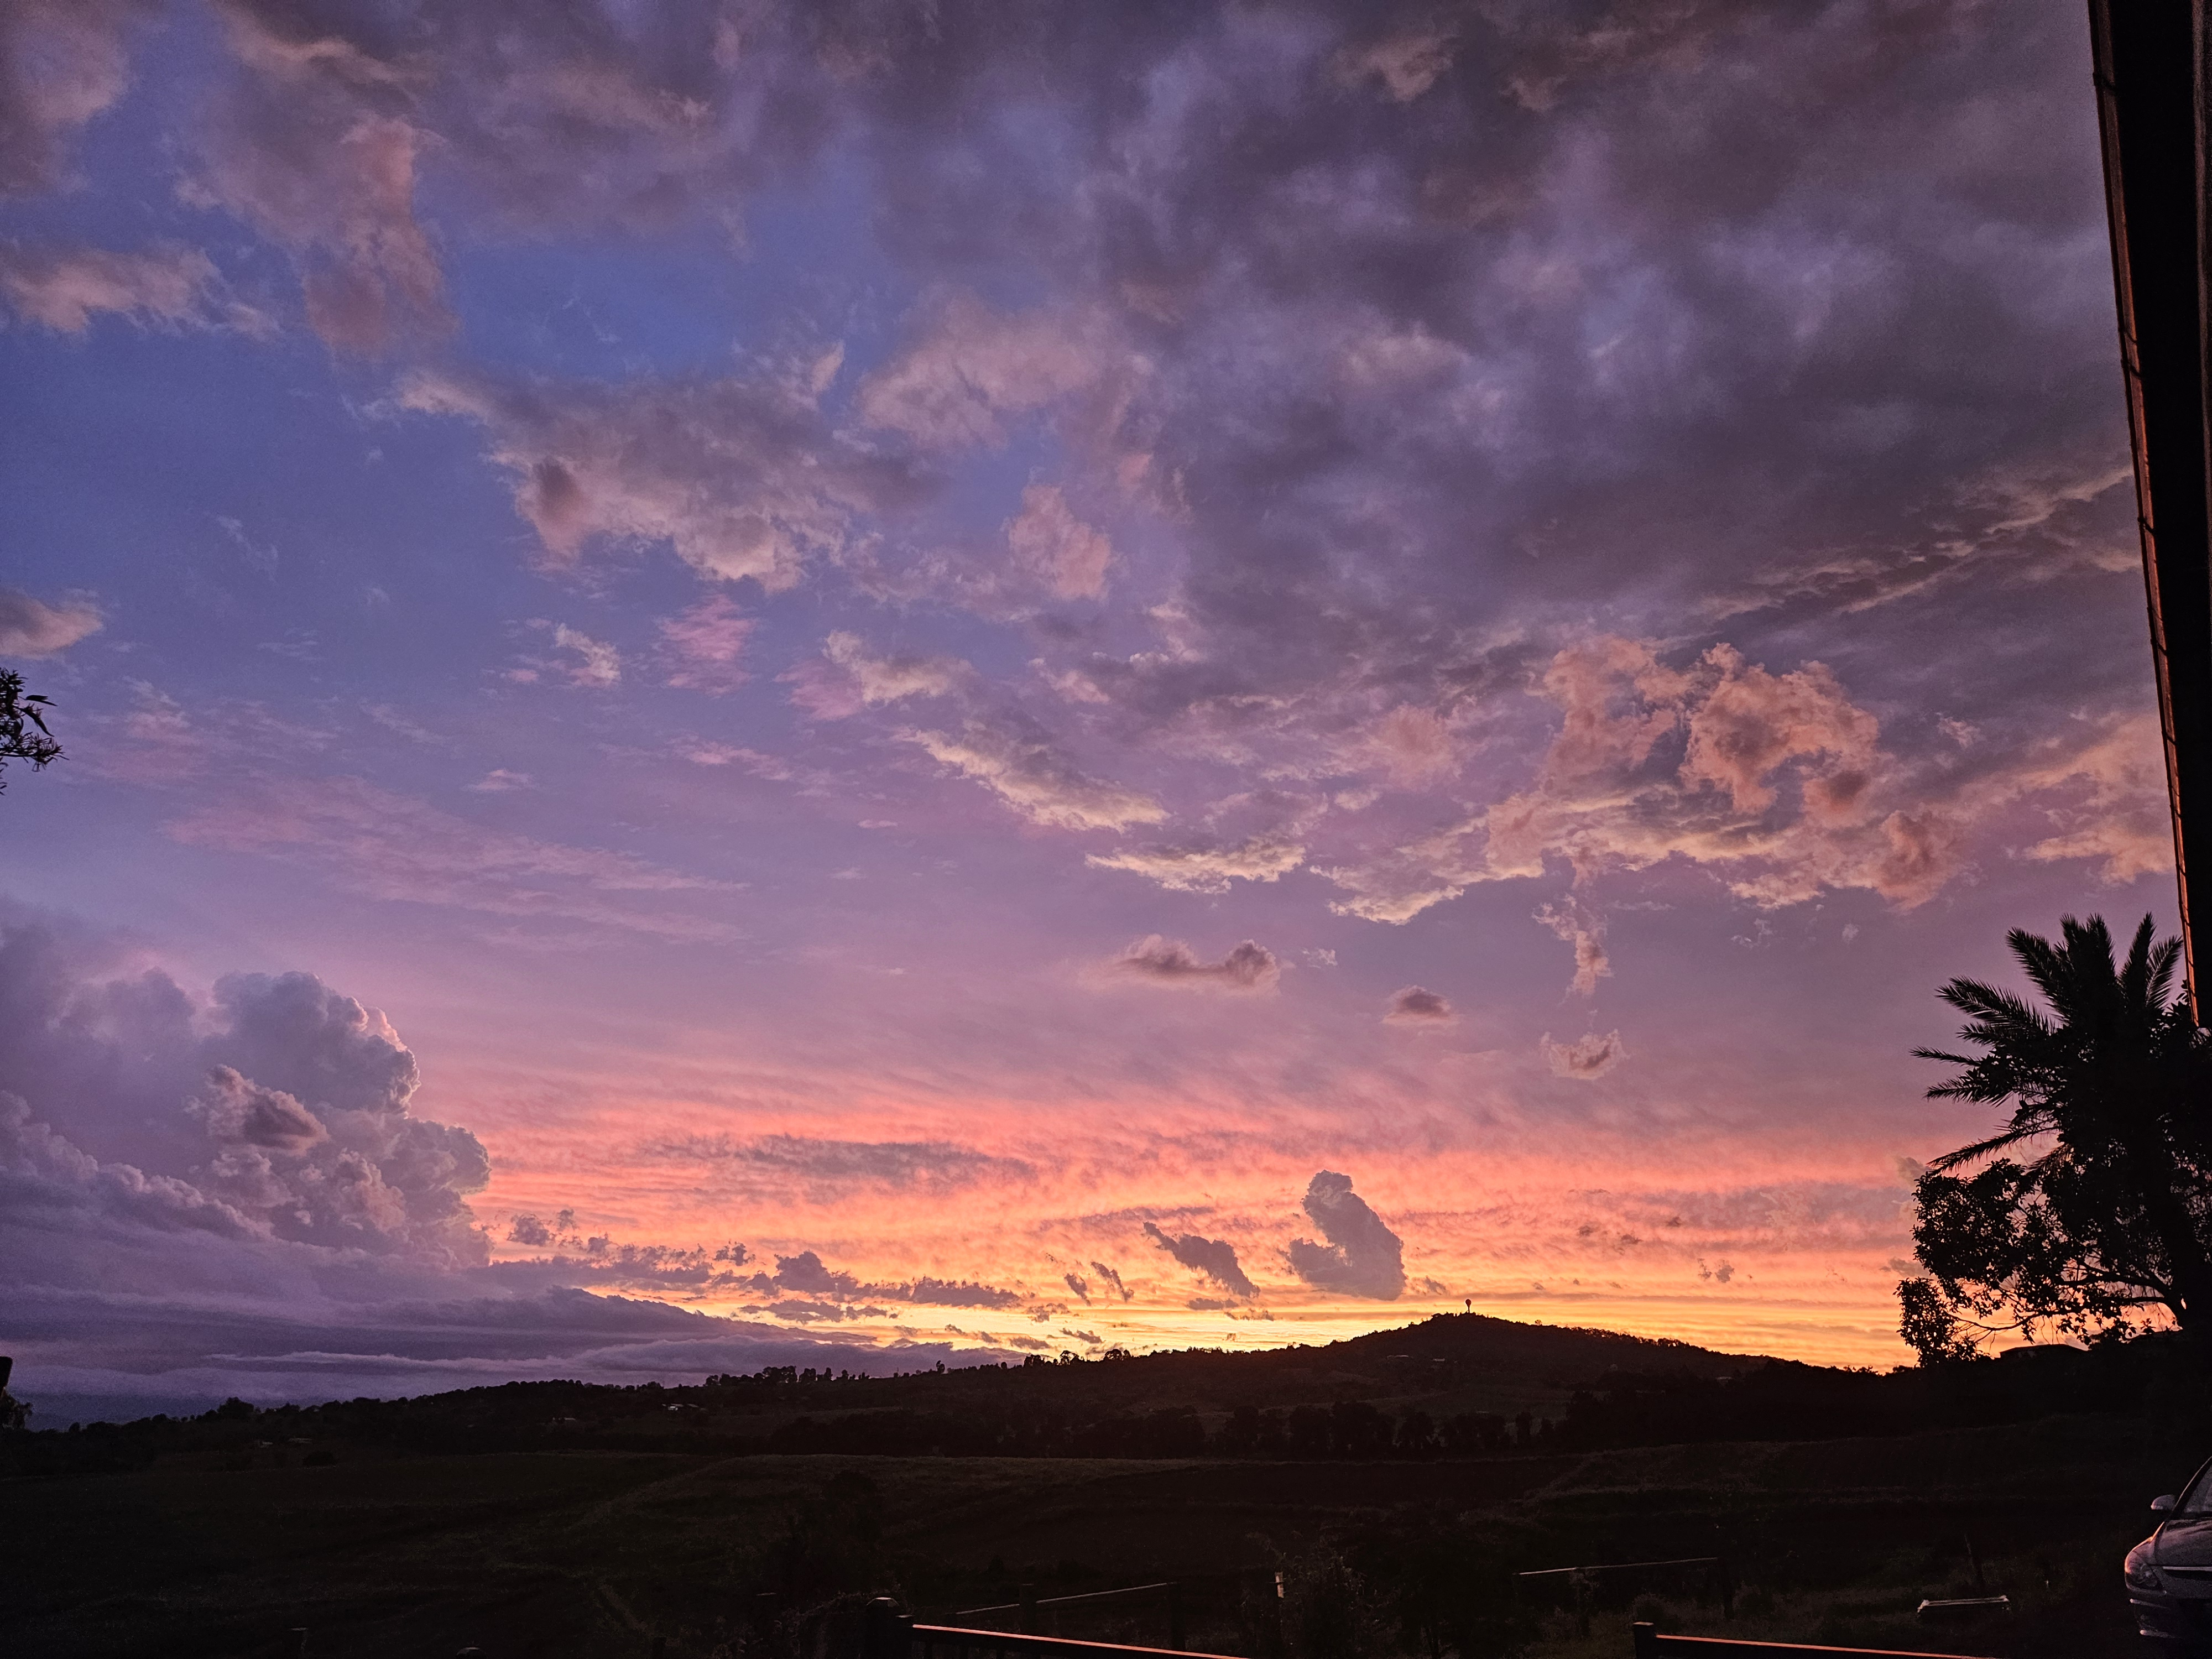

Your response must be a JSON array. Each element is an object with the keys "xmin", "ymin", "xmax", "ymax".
[
  {"xmin": 0, "ymin": 319, "xmax": 534, "ymax": 706},
  {"xmin": 435, "ymin": 152, "xmax": 911, "ymax": 385},
  {"xmin": 0, "ymin": 4, "xmax": 230, "ymax": 245}
]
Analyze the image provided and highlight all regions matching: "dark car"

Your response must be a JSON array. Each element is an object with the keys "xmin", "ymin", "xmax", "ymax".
[{"xmin": 2128, "ymin": 1457, "xmax": 2212, "ymax": 1648}]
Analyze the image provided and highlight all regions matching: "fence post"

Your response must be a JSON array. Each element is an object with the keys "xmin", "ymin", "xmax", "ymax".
[
  {"xmin": 1630, "ymin": 1622, "xmax": 1659, "ymax": 1659},
  {"xmin": 1019, "ymin": 1584, "xmax": 1039, "ymax": 1636},
  {"xmin": 864, "ymin": 1597, "xmax": 909, "ymax": 1659},
  {"xmin": 1572, "ymin": 1571, "xmax": 1592, "ymax": 1639},
  {"xmin": 1168, "ymin": 1581, "xmax": 1184, "ymax": 1651}
]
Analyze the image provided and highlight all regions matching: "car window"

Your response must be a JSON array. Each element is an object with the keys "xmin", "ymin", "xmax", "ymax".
[{"xmin": 2177, "ymin": 1459, "xmax": 2212, "ymax": 1515}]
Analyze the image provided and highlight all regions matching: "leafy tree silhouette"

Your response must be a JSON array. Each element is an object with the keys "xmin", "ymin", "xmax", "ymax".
[
  {"xmin": 1900, "ymin": 914, "xmax": 2212, "ymax": 1363},
  {"xmin": 0, "ymin": 669, "xmax": 61, "ymax": 791}
]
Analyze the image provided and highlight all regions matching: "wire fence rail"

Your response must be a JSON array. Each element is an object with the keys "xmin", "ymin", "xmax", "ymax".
[
  {"xmin": 863, "ymin": 1599, "xmax": 1236, "ymax": 1659},
  {"xmin": 950, "ymin": 1579, "xmax": 1185, "ymax": 1648},
  {"xmin": 1629, "ymin": 1626, "xmax": 1998, "ymax": 1659}
]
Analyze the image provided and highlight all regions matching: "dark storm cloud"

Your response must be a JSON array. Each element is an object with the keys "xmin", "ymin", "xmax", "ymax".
[
  {"xmin": 1285, "ymin": 1171, "xmax": 1405, "ymax": 1299},
  {"xmin": 728, "ymin": 1249, "xmax": 1021, "ymax": 1311},
  {"xmin": 1384, "ymin": 985, "xmax": 1455, "ymax": 1026},
  {"xmin": 1110, "ymin": 936, "xmax": 1281, "ymax": 993},
  {"xmin": 0, "ymin": 911, "xmax": 1019, "ymax": 1417},
  {"xmin": 1089, "ymin": 1262, "xmax": 1132, "ymax": 1301},
  {"xmin": 1142, "ymin": 1220, "xmax": 1256, "ymax": 1298},
  {"xmin": 3, "ymin": 1280, "xmax": 962, "ymax": 1425},
  {"xmin": 84, "ymin": 0, "xmax": 2151, "ymax": 937}
]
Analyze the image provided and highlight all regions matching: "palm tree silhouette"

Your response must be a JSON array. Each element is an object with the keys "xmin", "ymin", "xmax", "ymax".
[{"xmin": 1910, "ymin": 915, "xmax": 2212, "ymax": 1345}]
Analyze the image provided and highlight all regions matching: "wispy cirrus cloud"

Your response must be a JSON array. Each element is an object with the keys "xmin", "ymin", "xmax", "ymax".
[
  {"xmin": 0, "ymin": 241, "xmax": 273, "ymax": 336},
  {"xmin": 164, "ymin": 775, "xmax": 738, "ymax": 940}
]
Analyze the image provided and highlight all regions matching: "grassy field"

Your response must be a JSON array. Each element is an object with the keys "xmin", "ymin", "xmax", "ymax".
[{"xmin": 2, "ymin": 1406, "xmax": 2198, "ymax": 1658}]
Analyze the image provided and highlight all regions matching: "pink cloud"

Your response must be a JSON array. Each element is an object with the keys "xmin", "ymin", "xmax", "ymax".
[
  {"xmin": 1007, "ymin": 483, "xmax": 1113, "ymax": 601},
  {"xmin": 857, "ymin": 291, "xmax": 1119, "ymax": 450},
  {"xmin": 660, "ymin": 595, "xmax": 753, "ymax": 693},
  {"xmin": 0, "ymin": 1, "xmax": 155, "ymax": 196},
  {"xmin": 0, "ymin": 241, "xmax": 272, "ymax": 335},
  {"xmin": 188, "ymin": 7, "xmax": 445, "ymax": 352},
  {"xmin": 1541, "ymin": 1029, "xmax": 1629, "ymax": 1080},
  {"xmin": 0, "ymin": 586, "xmax": 102, "ymax": 656},
  {"xmin": 400, "ymin": 367, "xmax": 930, "ymax": 588}
]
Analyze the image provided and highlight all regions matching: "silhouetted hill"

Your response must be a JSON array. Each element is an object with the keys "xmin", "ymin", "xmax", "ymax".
[{"xmin": 8, "ymin": 1311, "xmax": 2197, "ymax": 1481}]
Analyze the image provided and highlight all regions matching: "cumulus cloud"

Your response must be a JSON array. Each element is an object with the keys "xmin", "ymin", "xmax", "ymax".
[
  {"xmin": 1109, "ymin": 936, "xmax": 1280, "ymax": 993},
  {"xmin": 1285, "ymin": 1171, "xmax": 1405, "ymax": 1300},
  {"xmin": 789, "ymin": 632, "xmax": 968, "ymax": 719},
  {"xmin": 906, "ymin": 720, "xmax": 1165, "ymax": 831},
  {"xmin": 1008, "ymin": 483, "xmax": 1114, "ymax": 601},
  {"xmin": 189, "ymin": 1066, "xmax": 328, "ymax": 1152},
  {"xmin": 2005, "ymin": 713, "xmax": 2173, "ymax": 883},
  {"xmin": 1325, "ymin": 638, "xmax": 1966, "ymax": 924},
  {"xmin": 400, "ymin": 368, "xmax": 931, "ymax": 589},
  {"xmin": 0, "ymin": 241, "xmax": 271, "ymax": 335},
  {"xmin": 1384, "ymin": 985, "xmax": 1455, "ymax": 1026},
  {"xmin": 1542, "ymin": 1029, "xmax": 1629, "ymax": 1080},
  {"xmin": 0, "ymin": 587, "xmax": 102, "ymax": 657},
  {"xmin": 1085, "ymin": 835, "xmax": 1305, "ymax": 893},
  {"xmin": 185, "ymin": 9, "xmax": 445, "ymax": 352},
  {"xmin": 1333, "ymin": 28, "xmax": 1458, "ymax": 102},
  {"xmin": 1363, "ymin": 706, "xmax": 1457, "ymax": 784},
  {"xmin": 0, "ymin": 925, "xmax": 488, "ymax": 1267},
  {"xmin": 1142, "ymin": 1220, "xmax": 1255, "ymax": 1298},
  {"xmin": 857, "ymin": 291, "xmax": 1119, "ymax": 450}
]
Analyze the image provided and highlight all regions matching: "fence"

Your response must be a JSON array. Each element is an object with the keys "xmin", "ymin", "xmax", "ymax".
[
  {"xmin": 863, "ymin": 1599, "xmax": 1239, "ymax": 1659},
  {"xmin": 1519, "ymin": 1557, "xmax": 1736, "ymax": 1635},
  {"xmin": 951, "ymin": 1580, "xmax": 1185, "ymax": 1648},
  {"xmin": 1629, "ymin": 1626, "xmax": 1997, "ymax": 1659}
]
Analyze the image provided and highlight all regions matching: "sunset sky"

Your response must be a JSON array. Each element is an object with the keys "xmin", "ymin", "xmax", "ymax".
[{"xmin": 0, "ymin": 0, "xmax": 2182, "ymax": 1422}]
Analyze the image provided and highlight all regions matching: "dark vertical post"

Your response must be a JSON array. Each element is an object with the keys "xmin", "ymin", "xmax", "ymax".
[
  {"xmin": 1167, "ymin": 1582, "xmax": 1185, "ymax": 1651},
  {"xmin": 863, "ymin": 1597, "xmax": 910, "ymax": 1659},
  {"xmin": 1018, "ymin": 1585, "xmax": 1038, "ymax": 1636},
  {"xmin": 2090, "ymin": 0, "xmax": 2212, "ymax": 1018},
  {"xmin": 1630, "ymin": 1623, "xmax": 1661, "ymax": 1659}
]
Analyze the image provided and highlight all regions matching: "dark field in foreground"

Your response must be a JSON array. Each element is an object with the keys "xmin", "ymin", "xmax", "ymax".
[{"xmin": 3, "ymin": 1412, "xmax": 2200, "ymax": 1659}]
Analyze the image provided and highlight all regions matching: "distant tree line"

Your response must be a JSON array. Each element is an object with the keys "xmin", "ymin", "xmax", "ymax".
[{"xmin": 8, "ymin": 1331, "xmax": 2200, "ymax": 1481}]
